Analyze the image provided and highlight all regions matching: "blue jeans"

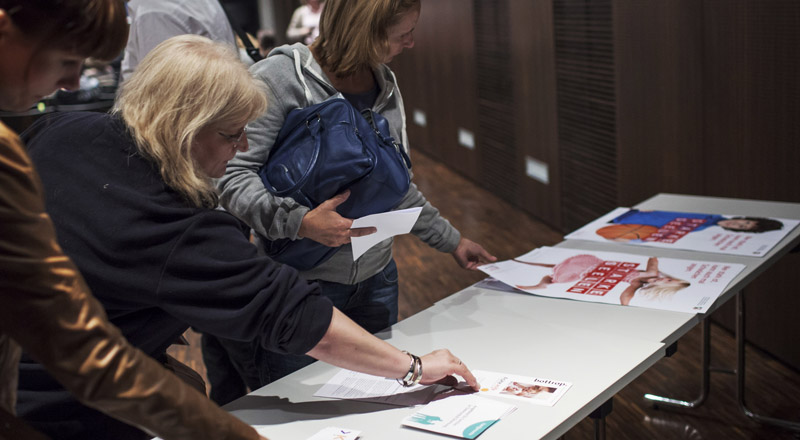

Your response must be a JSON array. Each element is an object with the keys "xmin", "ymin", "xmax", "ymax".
[
  {"xmin": 258, "ymin": 259, "xmax": 400, "ymax": 383},
  {"xmin": 203, "ymin": 259, "xmax": 399, "ymax": 397}
]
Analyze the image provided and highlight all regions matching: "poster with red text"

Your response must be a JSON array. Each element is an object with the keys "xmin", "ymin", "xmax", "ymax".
[
  {"xmin": 478, "ymin": 247, "xmax": 745, "ymax": 313},
  {"xmin": 564, "ymin": 207, "xmax": 798, "ymax": 257}
]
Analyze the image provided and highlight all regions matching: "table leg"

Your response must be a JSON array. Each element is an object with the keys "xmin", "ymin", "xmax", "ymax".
[
  {"xmin": 736, "ymin": 291, "xmax": 800, "ymax": 431},
  {"xmin": 644, "ymin": 319, "xmax": 712, "ymax": 408},
  {"xmin": 589, "ymin": 397, "xmax": 613, "ymax": 440}
]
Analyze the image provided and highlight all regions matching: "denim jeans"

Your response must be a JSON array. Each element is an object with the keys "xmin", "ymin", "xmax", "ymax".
[{"xmin": 202, "ymin": 259, "xmax": 399, "ymax": 399}]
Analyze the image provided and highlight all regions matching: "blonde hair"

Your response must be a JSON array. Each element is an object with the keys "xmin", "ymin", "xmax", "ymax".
[
  {"xmin": 638, "ymin": 274, "xmax": 691, "ymax": 301},
  {"xmin": 310, "ymin": 0, "xmax": 420, "ymax": 77},
  {"xmin": 114, "ymin": 35, "xmax": 267, "ymax": 208}
]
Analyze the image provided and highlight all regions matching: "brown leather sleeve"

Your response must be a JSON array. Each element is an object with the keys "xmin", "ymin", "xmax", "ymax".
[{"xmin": 0, "ymin": 125, "xmax": 260, "ymax": 440}]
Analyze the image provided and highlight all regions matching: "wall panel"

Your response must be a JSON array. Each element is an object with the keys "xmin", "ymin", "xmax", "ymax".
[{"xmin": 509, "ymin": 0, "xmax": 562, "ymax": 227}]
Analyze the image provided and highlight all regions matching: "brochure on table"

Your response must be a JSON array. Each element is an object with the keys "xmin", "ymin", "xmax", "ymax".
[
  {"xmin": 402, "ymin": 395, "xmax": 516, "ymax": 439},
  {"xmin": 564, "ymin": 207, "xmax": 799, "ymax": 257},
  {"xmin": 478, "ymin": 247, "xmax": 745, "ymax": 313},
  {"xmin": 313, "ymin": 368, "xmax": 442, "ymax": 406},
  {"xmin": 473, "ymin": 370, "xmax": 571, "ymax": 406}
]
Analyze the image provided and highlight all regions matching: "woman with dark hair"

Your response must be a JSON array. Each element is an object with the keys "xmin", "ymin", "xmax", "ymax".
[{"xmin": 0, "ymin": 2, "xmax": 265, "ymax": 439}]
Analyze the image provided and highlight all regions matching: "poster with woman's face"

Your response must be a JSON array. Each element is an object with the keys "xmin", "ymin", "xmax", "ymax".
[{"xmin": 565, "ymin": 207, "xmax": 799, "ymax": 257}]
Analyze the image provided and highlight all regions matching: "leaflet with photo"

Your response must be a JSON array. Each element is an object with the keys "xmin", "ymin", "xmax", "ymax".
[
  {"xmin": 564, "ymin": 207, "xmax": 798, "ymax": 257},
  {"xmin": 479, "ymin": 247, "xmax": 745, "ymax": 313},
  {"xmin": 473, "ymin": 370, "xmax": 571, "ymax": 406},
  {"xmin": 402, "ymin": 395, "xmax": 516, "ymax": 439}
]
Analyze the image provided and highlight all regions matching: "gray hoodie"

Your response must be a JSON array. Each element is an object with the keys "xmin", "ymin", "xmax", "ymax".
[{"xmin": 217, "ymin": 44, "xmax": 460, "ymax": 284}]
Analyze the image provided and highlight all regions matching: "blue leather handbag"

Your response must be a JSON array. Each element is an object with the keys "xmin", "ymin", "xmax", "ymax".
[{"xmin": 258, "ymin": 96, "xmax": 412, "ymax": 270}]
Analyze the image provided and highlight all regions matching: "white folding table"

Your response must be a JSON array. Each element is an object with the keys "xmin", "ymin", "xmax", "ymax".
[{"xmin": 222, "ymin": 194, "xmax": 800, "ymax": 438}]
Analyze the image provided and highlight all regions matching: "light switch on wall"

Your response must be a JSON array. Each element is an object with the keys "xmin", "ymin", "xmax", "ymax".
[
  {"xmin": 413, "ymin": 109, "xmax": 427, "ymax": 127},
  {"xmin": 525, "ymin": 155, "xmax": 549, "ymax": 184},
  {"xmin": 457, "ymin": 128, "xmax": 475, "ymax": 150}
]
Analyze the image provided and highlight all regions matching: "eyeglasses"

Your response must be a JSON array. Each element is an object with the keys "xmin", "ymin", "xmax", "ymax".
[{"xmin": 218, "ymin": 126, "xmax": 248, "ymax": 146}]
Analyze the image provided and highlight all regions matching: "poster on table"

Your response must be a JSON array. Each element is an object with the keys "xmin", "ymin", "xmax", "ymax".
[
  {"xmin": 564, "ymin": 207, "xmax": 799, "ymax": 257},
  {"xmin": 478, "ymin": 247, "xmax": 745, "ymax": 313}
]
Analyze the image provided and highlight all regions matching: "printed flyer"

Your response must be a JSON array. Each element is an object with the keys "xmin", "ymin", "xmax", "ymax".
[
  {"xmin": 564, "ymin": 207, "xmax": 798, "ymax": 257},
  {"xmin": 473, "ymin": 370, "xmax": 571, "ymax": 406},
  {"xmin": 313, "ymin": 368, "xmax": 440, "ymax": 406},
  {"xmin": 478, "ymin": 247, "xmax": 745, "ymax": 313},
  {"xmin": 402, "ymin": 395, "xmax": 516, "ymax": 439}
]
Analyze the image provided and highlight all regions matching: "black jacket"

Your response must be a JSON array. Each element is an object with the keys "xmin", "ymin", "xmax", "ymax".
[{"xmin": 17, "ymin": 111, "xmax": 332, "ymax": 439}]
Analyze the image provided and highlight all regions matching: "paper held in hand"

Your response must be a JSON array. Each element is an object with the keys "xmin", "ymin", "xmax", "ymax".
[{"xmin": 350, "ymin": 207, "xmax": 422, "ymax": 260}]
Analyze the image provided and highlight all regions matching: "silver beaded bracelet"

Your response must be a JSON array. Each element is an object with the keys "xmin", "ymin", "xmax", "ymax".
[{"xmin": 397, "ymin": 351, "xmax": 423, "ymax": 387}]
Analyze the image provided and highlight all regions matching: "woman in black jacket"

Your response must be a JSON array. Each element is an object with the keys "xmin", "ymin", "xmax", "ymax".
[{"xmin": 18, "ymin": 34, "xmax": 478, "ymax": 440}]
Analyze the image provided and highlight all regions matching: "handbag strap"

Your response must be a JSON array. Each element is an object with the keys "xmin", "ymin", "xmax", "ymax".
[{"xmin": 218, "ymin": 1, "xmax": 263, "ymax": 63}]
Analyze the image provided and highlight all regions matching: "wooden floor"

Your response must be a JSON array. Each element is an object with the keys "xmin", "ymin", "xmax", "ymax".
[{"xmin": 171, "ymin": 149, "xmax": 800, "ymax": 440}]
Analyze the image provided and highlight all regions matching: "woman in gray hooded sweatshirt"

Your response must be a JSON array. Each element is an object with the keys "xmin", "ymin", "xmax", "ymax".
[{"xmin": 215, "ymin": 0, "xmax": 495, "ymax": 394}]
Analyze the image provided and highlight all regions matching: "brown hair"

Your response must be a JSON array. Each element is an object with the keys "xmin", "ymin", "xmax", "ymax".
[
  {"xmin": 0, "ymin": 0, "xmax": 128, "ymax": 60},
  {"xmin": 310, "ymin": 0, "xmax": 420, "ymax": 77}
]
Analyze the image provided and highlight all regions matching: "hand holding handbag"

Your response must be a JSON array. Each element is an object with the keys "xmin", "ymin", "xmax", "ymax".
[{"xmin": 258, "ymin": 94, "xmax": 412, "ymax": 270}]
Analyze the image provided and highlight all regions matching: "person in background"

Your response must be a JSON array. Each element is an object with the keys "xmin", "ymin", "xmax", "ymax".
[
  {"xmin": 285, "ymin": 0, "xmax": 324, "ymax": 45},
  {"xmin": 258, "ymin": 30, "xmax": 277, "ymax": 59},
  {"xmin": 216, "ymin": 0, "xmax": 496, "ymax": 400},
  {"xmin": 18, "ymin": 34, "xmax": 479, "ymax": 440},
  {"xmin": 120, "ymin": 0, "xmax": 238, "ymax": 82},
  {"xmin": 0, "ymin": 1, "xmax": 264, "ymax": 439}
]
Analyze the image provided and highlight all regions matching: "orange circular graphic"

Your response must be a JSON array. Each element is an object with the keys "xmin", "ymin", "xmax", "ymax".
[{"xmin": 596, "ymin": 223, "xmax": 658, "ymax": 241}]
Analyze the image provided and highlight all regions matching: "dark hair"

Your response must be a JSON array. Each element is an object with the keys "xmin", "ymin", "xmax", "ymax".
[
  {"xmin": 719, "ymin": 216, "xmax": 784, "ymax": 233},
  {"xmin": 258, "ymin": 32, "xmax": 276, "ymax": 52},
  {"xmin": 1, "ymin": 0, "xmax": 128, "ymax": 60}
]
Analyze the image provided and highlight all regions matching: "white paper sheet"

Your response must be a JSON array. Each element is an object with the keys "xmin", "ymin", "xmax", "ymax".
[
  {"xmin": 402, "ymin": 395, "xmax": 516, "ymax": 439},
  {"xmin": 350, "ymin": 207, "xmax": 422, "ymax": 260},
  {"xmin": 313, "ymin": 368, "xmax": 440, "ymax": 406},
  {"xmin": 252, "ymin": 426, "xmax": 361, "ymax": 440}
]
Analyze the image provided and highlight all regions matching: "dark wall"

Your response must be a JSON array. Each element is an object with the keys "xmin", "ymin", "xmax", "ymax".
[{"xmin": 391, "ymin": 0, "xmax": 800, "ymax": 370}]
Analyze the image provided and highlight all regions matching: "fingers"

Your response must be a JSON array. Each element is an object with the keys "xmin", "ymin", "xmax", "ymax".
[
  {"xmin": 350, "ymin": 226, "xmax": 377, "ymax": 237},
  {"xmin": 455, "ymin": 359, "xmax": 480, "ymax": 391},
  {"xmin": 479, "ymin": 249, "xmax": 498, "ymax": 264},
  {"xmin": 323, "ymin": 189, "xmax": 351, "ymax": 209}
]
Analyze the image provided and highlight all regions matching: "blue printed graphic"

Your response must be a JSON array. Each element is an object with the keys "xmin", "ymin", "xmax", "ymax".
[
  {"xmin": 409, "ymin": 413, "xmax": 442, "ymax": 425},
  {"xmin": 462, "ymin": 420, "xmax": 498, "ymax": 439}
]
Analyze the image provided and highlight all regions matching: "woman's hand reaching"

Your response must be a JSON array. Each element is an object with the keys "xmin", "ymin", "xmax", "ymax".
[
  {"xmin": 451, "ymin": 237, "xmax": 496, "ymax": 270},
  {"xmin": 419, "ymin": 349, "xmax": 479, "ymax": 391}
]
